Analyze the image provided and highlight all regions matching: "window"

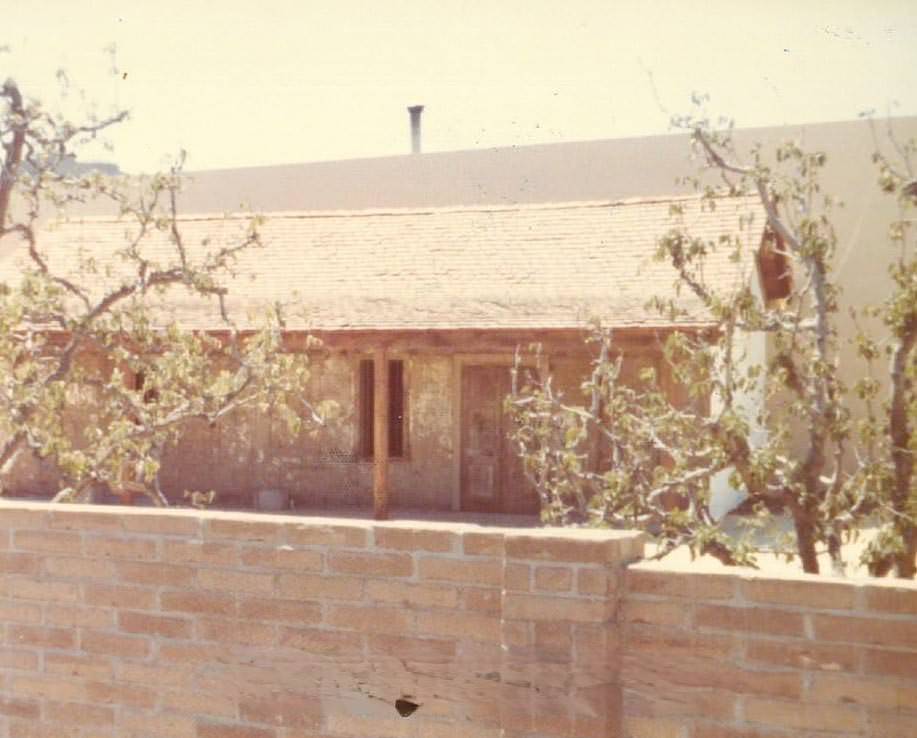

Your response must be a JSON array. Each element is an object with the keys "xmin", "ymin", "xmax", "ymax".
[{"xmin": 358, "ymin": 359, "xmax": 405, "ymax": 459}]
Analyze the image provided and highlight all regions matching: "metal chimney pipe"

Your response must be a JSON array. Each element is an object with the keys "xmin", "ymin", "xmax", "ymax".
[{"xmin": 408, "ymin": 105, "xmax": 424, "ymax": 154}]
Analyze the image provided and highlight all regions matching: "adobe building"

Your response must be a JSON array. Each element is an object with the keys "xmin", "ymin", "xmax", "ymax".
[{"xmin": 3, "ymin": 115, "xmax": 914, "ymax": 516}]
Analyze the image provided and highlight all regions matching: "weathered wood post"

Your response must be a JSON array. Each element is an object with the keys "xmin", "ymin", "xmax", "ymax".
[{"xmin": 373, "ymin": 348, "xmax": 389, "ymax": 520}]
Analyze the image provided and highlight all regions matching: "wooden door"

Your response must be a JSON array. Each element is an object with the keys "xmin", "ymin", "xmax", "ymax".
[{"xmin": 461, "ymin": 365, "xmax": 533, "ymax": 513}]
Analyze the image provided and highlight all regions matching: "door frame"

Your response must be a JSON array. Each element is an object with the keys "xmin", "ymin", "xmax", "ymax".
[{"xmin": 451, "ymin": 353, "xmax": 545, "ymax": 511}]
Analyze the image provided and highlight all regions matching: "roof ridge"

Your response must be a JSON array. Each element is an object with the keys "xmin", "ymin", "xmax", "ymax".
[{"xmin": 57, "ymin": 192, "xmax": 758, "ymax": 225}]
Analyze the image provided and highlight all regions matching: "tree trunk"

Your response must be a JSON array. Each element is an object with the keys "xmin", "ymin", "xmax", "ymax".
[
  {"xmin": 889, "ymin": 322, "xmax": 916, "ymax": 578},
  {"xmin": 793, "ymin": 514, "xmax": 820, "ymax": 574}
]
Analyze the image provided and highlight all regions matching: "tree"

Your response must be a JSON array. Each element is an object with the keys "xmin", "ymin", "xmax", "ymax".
[
  {"xmin": 854, "ymin": 123, "xmax": 917, "ymax": 578},
  {"xmin": 508, "ymin": 109, "xmax": 917, "ymax": 577},
  {"xmin": 0, "ymin": 76, "xmax": 330, "ymax": 506}
]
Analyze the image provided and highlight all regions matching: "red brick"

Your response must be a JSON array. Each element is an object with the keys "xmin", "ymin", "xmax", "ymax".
[
  {"xmin": 45, "ymin": 604, "xmax": 115, "ymax": 628},
  {"xmin": 741, "ymin": 576, "xmax": 856, "ymax": 610},
  {"xmin": 626, "ymin": 568, "xmax": 735, "ymax": 600},
  {"xmin": 462, "ymin": 531, "xmax": 504, "ymax": 556},
  {"xmin": 45, "ymin": 652, "xmax": 114, "ymax": 681},
  {"xmin": 83, "ymin": 535, "xmax": 158, "ymax": 561},
  {"xmin": 0, "ymin": 648, "xmax": 39, "ymax": 671},
  {"xmin": 6, "ymin": 577, "xmax": 80, "ymax": 603},
  {"xmin": 0, "ymin": 697, "xmax": 40, "ymax": 720},
  {"xmin": 7, "ymin": 625, "xmax": 74, "ymax": 649},
  {"xmin": 196, "ymin": 617, "xmax": 275, "ymax": 646},
  {"xmin": 119, "ymin": 611, "xmax": 192, "ymax": 639},
  {"xmin": 864, "ymin": 584, "xmax": 917, "ymax": 615},
  {"xmin": 13, "ymin": 529, "xmax": 82, "ymax": 554},
  {"xmin": 80, "ymin": 629, "xmax": 151, "ymax": 658},
  {"xmin": 815, "ymin": 613, "xmax": 917, "ymax": 648},
  {"xmin": 0, "ymin": 508, "xmax": 48, "ymax": 530},
  {"xmin": 162, "ymin": 540, "xmax": 239, "ymax": 566},
  {"xmin": 237, "ymin": 597, "xmax": 322, "ymax": 623},
  {"xmin": 0, "ymin": 552, "xmax": 41, "ymax": 575},
  {"xmin": 205, "ymin": 517, "xmax": 282, "ymax": 543},
  {"xmin": 417, "ymin": 610, "xmax": 502, "ymax": 642},
  {"xmin": 744, "ymin": 638, "xmax": 859, "ymax": 672},
  {"xmin": 238, "ymin": 693, "xmax": 321, "ymax": 729},
  {"xmin": 463, "ymin": 587, "xmax": 501, "ymax": 613},
  {"xmin": 285, "ymin": 523, "xmax": 368, "ymax": 547},
  {"xmin": 45, "ymin": 700, "xmax": 114, "ymax": 726},
  {"xmin": 278, "ymin": 626, "xmax": 363, "ymax": 658},
  {"xmin": 364, "ymin": 579, "xmax": 458, "ymax": 609},
  {"xmin": 505, "ymin": 533, "xmax": 615, "ymax": 564},
  {"xmin": 160, "ymin": 690, "xmax": 236, "ymax": 719},
  {"xmin": 10, "ymin": 674, "xmax": 88, "ymax": 702},
  {"xmin": 49, "ymin": 510, "xmax": 123, "ymax": 533},
  {"xmin": 809, "ymin": 672, "xmax": 917, "ymax": 709},
  {"xmin": 276, "ymin": 572, "xmax": 363, "ymax": 600},
  {"xmin": 86, "ymin": 680, "xmax": 158, "ymax": 709},
  {"xmin": 116, "ymin": 560, "xmax": 195, "ymax": 587},
  {"xmin": 535, "ymin": 565, "xmax": 573, "ymax": 592},
  {"xmin": 328, "ymin": 551, "xmax": 413, "ymax": 577},
  {"xmin": 367, "ymin": 633, "xmax": 457, "ymax": 662},
  {"xmin": 744, "ymin": 697, "xmax": 863, "ymax": 732},
  {"xmin": 863, "ymin": 647, "xmax": 917, "ymax": 679},
  {"xmin": 121, "ymin": 511, "xmax": 201, "ymax": 537},
  {"xmin": 158, "ymin": 641, "xmax": 226, "ymax": 666},
  {"xmin": 374, "ymin": 526, "xmax": 458, "ymax": 552},
  {"xmin": 326, "ymin": 604, "xmax": 413, "ymax": 634},
  {"xmin": 623, "ymin": 649, "xmax": 801, "ymax": 700},
  {"xmin": 622, "ymin": 598, "xmax": 691, "ymax": 627},
  {"xmin": 695, "ymin": 604, "xmax": 804, "ymax": 637},
  {"xmin": 196, "ymin": 722, "xmax": 275, "ymax": 738},
  {"xmin": 504, "ymin": 593, "xmax": 608, "ymax": 622},
  {"xmin": 116, "ymin": 661, "xmax": 194, "ymax": 687},
  {"xmin": 505, "ymin": 563, "xmax": 531, "ymax": 591},
  {"xmin": 160, "ymin": 590, "xmax": 236, "ymax": 617},
  {"xmin": 197, "ymin": 567, "xmax": 273, "ymax": 594},
  {"xmin": 84, "ymin": 582, "xmax": 157, "ymax": 609},
  {"xmin": 0, "ymin": 601, "xmax": 42, "ymax": 624},
  {"xmin": 238, "ymin": 545, "xmax": 323, "ymax": 571},
  {"xmin": 576, "ymin": 567, "xmax": 608, "ymax": 596},
  {"xmin": 419, "ymin": 556, "xmax": 502, "ymax": 586},
  {"xmin": 534, "ymin": 621, "xmax": 572, "ymax": 662},
  {"xmin": 117, "ymin": 709, "xmax": 194, "ymax": 736},
  {"xmin": 44, "ymin": 555, "xmax": 115, "ymax": 579}
]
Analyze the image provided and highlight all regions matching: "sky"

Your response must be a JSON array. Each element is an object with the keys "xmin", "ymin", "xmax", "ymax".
[{"xmin": 4, "ymin": 0, "xmax": 917, "ymax": 173}]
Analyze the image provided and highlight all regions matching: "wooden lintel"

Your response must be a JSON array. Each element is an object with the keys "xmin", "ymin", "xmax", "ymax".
[{"xmin": 372, "ymin": 348, "xmax": 389, "ymax": 520}]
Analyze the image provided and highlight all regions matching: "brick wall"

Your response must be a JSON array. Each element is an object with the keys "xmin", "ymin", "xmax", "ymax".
[
  {"xmin": 2, "ymin": 500, "xmax": 916, "ymax": 738},
  {"xmin": 621, "ymin": 561, "xmax": 917, "ymax": 738},
  {"xmin": 0, "ymin": 501, "xmax": 640, "ymax": 738}
]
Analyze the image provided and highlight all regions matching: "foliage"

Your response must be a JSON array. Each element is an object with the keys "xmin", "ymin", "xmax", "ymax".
[
  {"xmin": 0, "ymin": 76, "xmax": 331, "ymax": 506},
  {"xmin": 853, "ymin": 121, "xmax": 917, "ymax": 577},
  {"xmin": 508, "ymin": 105, "xmax": 917, "ymax": 577}
]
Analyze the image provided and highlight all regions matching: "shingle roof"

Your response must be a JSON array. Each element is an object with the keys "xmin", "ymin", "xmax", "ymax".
[{"xmin": 4, "ymin": 195, "xmax": 766, "ymax": 331}]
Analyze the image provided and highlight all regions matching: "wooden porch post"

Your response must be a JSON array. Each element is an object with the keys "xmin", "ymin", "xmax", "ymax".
[{"xmin": 373, "ymin": 348, "xmax": 389, "ymax": 520}]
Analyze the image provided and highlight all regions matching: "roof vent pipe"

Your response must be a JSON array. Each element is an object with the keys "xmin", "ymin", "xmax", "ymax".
[{"xmin": 408, "ymin": 105, "xmax": 424, "ymax": 154}]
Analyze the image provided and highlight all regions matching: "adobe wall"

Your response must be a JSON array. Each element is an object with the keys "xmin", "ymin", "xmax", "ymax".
[
  {"xmin": 0, "ymin": 500, "xmax": 640, "ymax": 738},
  {"xmin": 621, "ymin": 561, "xmax": 917, "ymax": 738}
]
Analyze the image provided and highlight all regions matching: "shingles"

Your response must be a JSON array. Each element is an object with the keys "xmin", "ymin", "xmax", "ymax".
[{"xmin": 3, "ymin": 195, "xmax": 766, "ymax": 331}]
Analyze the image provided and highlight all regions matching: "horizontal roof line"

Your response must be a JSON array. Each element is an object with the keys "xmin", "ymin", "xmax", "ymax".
[{"xmin": 63, "ymin": 192, "xmax": 756, "ymax": 225}]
